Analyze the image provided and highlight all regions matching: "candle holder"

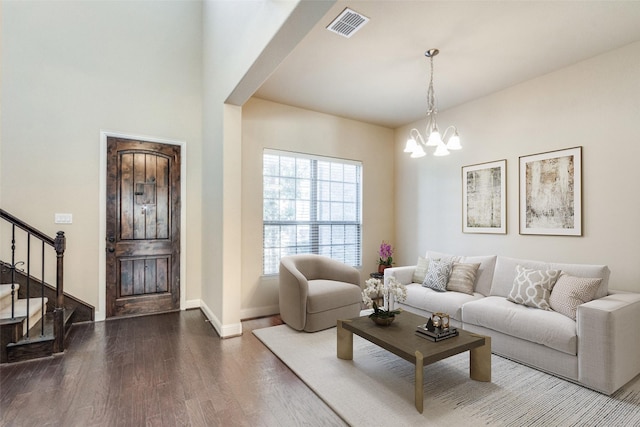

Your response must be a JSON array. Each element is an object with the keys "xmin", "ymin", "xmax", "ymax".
[{"xmin": 431, "ymin": 312, "xmax": 450, "ymax": 330}]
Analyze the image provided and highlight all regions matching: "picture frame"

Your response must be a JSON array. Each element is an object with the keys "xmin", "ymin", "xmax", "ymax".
[
  {"xmin": 519, "ymin": 146, "xmax": 582, "ymax": 236},
  {"xmin": 462, "ymin": 159, "xmax": 507, "ymax": 234}
]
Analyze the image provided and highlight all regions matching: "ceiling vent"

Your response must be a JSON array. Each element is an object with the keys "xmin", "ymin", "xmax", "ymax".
[{"xmin": 326, "ymin": 8, "xmax": 369, "ymax": 38}]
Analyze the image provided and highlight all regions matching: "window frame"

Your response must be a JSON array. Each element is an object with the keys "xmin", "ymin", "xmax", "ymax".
[{"xmin": 262, "ymin": 149, "xmax": 363, "ymax": 275}]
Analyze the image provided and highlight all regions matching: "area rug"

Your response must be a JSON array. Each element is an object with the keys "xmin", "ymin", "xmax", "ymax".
[{"xmin": 253, "ymin": 325, "xmax": 640, "ymax": 426}]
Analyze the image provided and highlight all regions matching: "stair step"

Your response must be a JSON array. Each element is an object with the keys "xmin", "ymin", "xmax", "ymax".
[
  {"xmin": 0, "ymin": 284, "xmax": 20, "ymax": 308},
  {"xmin": 0, "ymin": 297, "xmax": 48, "ymax": 335},
  {"xmin": 64, "ymin": 307, "xmax": 75, "ymax": 325},
  {"xmin": 5, "ymin": 308, "xmax": 75, "ymax": 363},
  {"xmin": 25, "ymin": 308, "xmax": 75, "ymax": 338},
  {"xmin": 6, "ymin": 335, "xmax": 54, "ymax": 363},
  {"xmin": 26, "ymin": 311, "xmax": 55, "ymax": 337},
  {"xmin": 0, "ymin": 297, "xmax": 47, "ymax": 318}
]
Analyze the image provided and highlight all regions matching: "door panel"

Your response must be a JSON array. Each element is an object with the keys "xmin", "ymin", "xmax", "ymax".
[
  {"xmin": 118, "ymin": 257, "xmax": 169, "ymax": 296},
  {"xmin": 106, "ymin": 137, "xmax": 180, "ymax": 318}
]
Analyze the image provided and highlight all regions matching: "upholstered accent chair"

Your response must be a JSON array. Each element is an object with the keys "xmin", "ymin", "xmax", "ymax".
[{"xmin": 279, "ymin": 254, "xmax": 362, "ymax": 332}]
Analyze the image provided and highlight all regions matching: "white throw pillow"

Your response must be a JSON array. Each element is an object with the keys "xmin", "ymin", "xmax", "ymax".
[
  {"xmin": 412, "ymin": 256, "xmax": 430, "ymax": 284},
  {"xmin": 507, "ymin": 265, "xmax": 560, "ymax": 310},
  {"xmin": 422, "ymin": 258, "xmax": 453, "ymax": 292},
  {"xmin": 549, "ymin": 273, "xmax": 602, "ymax": 320}
]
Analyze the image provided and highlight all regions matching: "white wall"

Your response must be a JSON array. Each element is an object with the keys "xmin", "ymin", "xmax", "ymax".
[
  {"xmin": 201, "ymin": 0, "xmax": 336, "ymax": 335},
  {"xmin": 1, "ymin": 0, "xmax": 333, "ymax": 332},
  {"xmin": 395, "ymin": 41, "xmax": 640, "ymax": 292},
  {"xmin": 201, "ymin": 0, "xmax": 299, "ymax": 335},
  {"xmin": 240, "ymin": 98, "xmax": 395, "ymax": 319},
  {"xmin": 1, "ymin": 0, "xmax": 203, "ymax": 315}
]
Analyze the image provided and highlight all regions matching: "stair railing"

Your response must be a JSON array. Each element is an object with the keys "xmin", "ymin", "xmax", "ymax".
[{"xmin": 0, "ymin": 209, "xmax": 66, "ymax": 352}]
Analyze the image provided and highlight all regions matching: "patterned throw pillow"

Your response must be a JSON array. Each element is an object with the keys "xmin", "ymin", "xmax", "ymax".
[
  {"xmin": 507, "ymin": 265, "xmax": 561, "ymax": 310},
  {"xmin": 422, "ymin": 258, "xmax": 453, "ymax": 292},
  {"xmin": 549, "ymin": 273, "xmax": 602, "ymax": 320},
  {"xmin": 446, "ymin": 263, "xmax": 480, "ymax": 295},
  {"xmin": 412, "ymin": 256, "xmax": 430, "ymax": 284}
]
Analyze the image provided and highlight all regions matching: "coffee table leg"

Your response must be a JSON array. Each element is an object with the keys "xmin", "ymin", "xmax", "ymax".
[
  {"xmin": 415, "ymin": 350, "xmax": 424, "ymax": 413},
  {"xmin": 470, "ymin": 335, "xmax": 491, "ymax": 382},
  {"xmin": 337, "ymin": 320, "xmax": 353, "ymax": 360}
]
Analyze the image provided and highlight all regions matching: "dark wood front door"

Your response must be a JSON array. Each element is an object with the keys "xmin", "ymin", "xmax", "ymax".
[{"xmin": 106, "ymin": 137, "xmax": 181, "ymax": 318}]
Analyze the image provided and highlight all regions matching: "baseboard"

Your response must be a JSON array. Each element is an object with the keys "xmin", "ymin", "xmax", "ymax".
[
  {"xmin": 240, "ymin": 304, "xmax": 279, "ymax": 320},
  {"xmin": 199, "ymin": 301, "xmax": 242, "ymax": 338},
  {"xmin": 183, "ymin": 299, "xmax": 201, "ymax": 310}
]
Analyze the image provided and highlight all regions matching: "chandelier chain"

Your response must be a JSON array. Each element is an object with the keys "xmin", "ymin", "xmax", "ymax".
[{"xmin": 427, "ymin": 54, "xmax": 437, "ymax": 117}]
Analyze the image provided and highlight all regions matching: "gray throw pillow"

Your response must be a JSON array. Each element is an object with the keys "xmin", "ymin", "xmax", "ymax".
[
  {"xmin": 422, "ymin": 258, "xmax": 452, "ymax": 292},
  {"xmin": 507, "ymin": 265, "xmax": 560, "ymax": 310}
]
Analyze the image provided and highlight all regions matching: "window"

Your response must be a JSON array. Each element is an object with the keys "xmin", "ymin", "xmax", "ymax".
[{"xmin": 262, "ymin": 149, "xmax": 362, "ymax": 275}]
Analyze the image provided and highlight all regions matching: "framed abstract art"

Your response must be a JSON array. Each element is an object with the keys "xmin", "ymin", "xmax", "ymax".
[
  {"xmin": 462, "ymin": 159, "xmax": 507, "ymax": 234},
  {"xmin": 519, "ymin": 146, "xmax": 582, "ymax": 236}
]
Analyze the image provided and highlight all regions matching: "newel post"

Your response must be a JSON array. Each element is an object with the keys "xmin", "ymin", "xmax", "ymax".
[{"xmin": 53, "ymin": 231, "xmax": 65, "ymax": 353}]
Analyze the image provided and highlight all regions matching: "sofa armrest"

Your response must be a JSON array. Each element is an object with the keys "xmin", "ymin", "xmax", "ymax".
[
  {"xmin": 383, "ymin": 266, "xmax": 415, "ymax": 285},
  {"xmin": 279, "ymin": 259, "xmax": 310, "ymax": 331},
  {"xmin": 577, "ymin": 292, "xmax": 640, "ymax": 394}
]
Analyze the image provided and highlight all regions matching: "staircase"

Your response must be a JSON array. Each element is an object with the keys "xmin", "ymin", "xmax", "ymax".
[{"xmin": 0, "ymin": 209, "xmax": 92, "ymax": 363}]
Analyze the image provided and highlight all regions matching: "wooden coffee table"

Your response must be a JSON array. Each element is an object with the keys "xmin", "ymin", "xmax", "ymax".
[{"xmin": 337, "ymin": 311, "xmax": 491, "ymax": 413}]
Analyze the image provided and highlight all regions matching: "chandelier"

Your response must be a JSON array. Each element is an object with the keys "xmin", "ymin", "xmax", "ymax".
[{"xmin": 404, "ymin": 49, "xmax": 461, "ymax": 158}]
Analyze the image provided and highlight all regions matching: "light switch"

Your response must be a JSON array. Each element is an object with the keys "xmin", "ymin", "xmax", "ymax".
[{"xmin": 54, "ymin": 213, "xmax": 73, "ymax": 224}]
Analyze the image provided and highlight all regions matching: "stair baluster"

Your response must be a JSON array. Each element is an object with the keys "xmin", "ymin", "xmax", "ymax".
[
  {"xmin": 25, "ymin": 233, "xmax": 30, "ymax": 337},
  {"xmin": 41, "ymin": 240, "xmax": 45, "ymax": 337},
  {"xmin": 10, "ymin": 224, "xmax": 16, "ymax": 319}
]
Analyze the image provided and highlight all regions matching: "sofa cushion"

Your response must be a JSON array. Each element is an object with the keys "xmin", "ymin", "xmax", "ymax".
[
  {"xmin": 461, "ymin": 255, "xmax": 497, "ymax": 296},
  {"xmin": 462, "ymin": 296, "xmax": 577, "ymax": 355},
  {"xmin": 490, "ymin": 256, "xmax": 610, "ymax": 299},
  {"xmin": 306, "ymin": 280, "xmax": 361, "ymax": 314},
  {"xmin": 412, "ymin": 256, "xmax": 430, "ymax": 284},
  {"xmin": 549, "ymin": 261, "xmax": 610, "ymax": 299},
  {"xmin": 422, "ymin": 258, "xmax": 453, "ymax": 292},
  {"xmin": 403, "ymin": 283, "xmax": 483, "ymax": 321},
  {"xmin": 447, "ymin": 263, "xmax": 480, "ymax": 295},
  {"xmin": 426, "ymin": 251, "xmax": 496, "ymax": 297},
  {"xmin": 425, "ymin": 251, "xmax": 461, "ymax": 263},
  {"xmin": 549, "ymin": 273, "xmax": 602, "ymax": 320},
  {"xmin": 507, "ymin": 265, "xmax": 560, "ymax": 310},
  {"xmin": 491, "ymin": 257, "xmax": 550, "ymax": 297}
]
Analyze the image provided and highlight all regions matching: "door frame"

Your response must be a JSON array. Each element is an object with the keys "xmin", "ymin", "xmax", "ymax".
[{"xmin": 98, "ymin": 130, "xmax": 187, "ymax": 322}]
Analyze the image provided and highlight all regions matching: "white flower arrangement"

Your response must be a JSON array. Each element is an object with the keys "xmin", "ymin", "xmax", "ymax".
[{"xmin": 362, "ymin": 275, "xmax": 407, "ymax": 318}]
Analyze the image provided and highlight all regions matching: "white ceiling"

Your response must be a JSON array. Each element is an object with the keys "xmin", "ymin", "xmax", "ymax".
[{"xmin": 254, "ymin": 1, "xmax": 640, "ymax": 129}]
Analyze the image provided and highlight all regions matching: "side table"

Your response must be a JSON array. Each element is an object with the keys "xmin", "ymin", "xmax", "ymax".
[{"xmin": 369, "ymin": 272, "xmax": 384, "ymax": 305}]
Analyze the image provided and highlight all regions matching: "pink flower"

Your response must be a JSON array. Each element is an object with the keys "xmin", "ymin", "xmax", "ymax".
[{"xmin": 378, "ymin": 241, "xmax": 393, "ymax": 266}]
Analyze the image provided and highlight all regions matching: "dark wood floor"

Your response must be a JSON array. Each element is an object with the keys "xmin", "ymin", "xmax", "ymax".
[{"xmin": 0, "ymin": 310, "xmax": 347, "ymax": 426}]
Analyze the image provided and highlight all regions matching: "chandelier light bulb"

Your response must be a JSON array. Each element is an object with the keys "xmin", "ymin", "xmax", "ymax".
[
  {"xmin": 410, "ymin": 144, "xmax": 426, "ymax": 158},
  {"xmin": 404, "ymin": 138, "xmax": 418, "ymax": 153},
  {"xmin": 426, "ymin": 130, "xmax": 443, "ymax": 147},
  {"xmin": 447, "ymin": 133, "xmax": 462, "ymax": 150},
  {"xmin": 433, "ymin": 143, "xmax": 450, "ymax": 157}
]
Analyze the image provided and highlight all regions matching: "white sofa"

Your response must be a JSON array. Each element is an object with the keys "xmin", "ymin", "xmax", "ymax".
[{"xmin": 384, "ymin": 251, "xmax": 640, "ymax": 395}]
